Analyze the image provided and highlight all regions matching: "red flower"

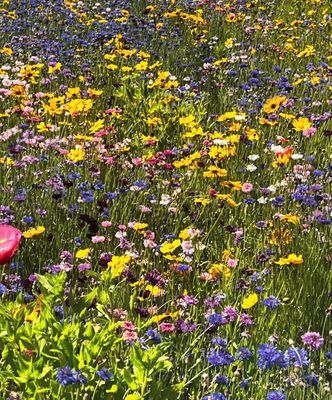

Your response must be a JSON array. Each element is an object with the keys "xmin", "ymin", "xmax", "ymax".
[{"xmin": 0, "ymin": 225, "xmax": 22, "ymax": 265}]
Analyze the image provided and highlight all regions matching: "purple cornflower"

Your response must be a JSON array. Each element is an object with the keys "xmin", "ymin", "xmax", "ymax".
[
  {"xmin": 301, "ymin": 332, "xmax": 324, "ymax": 350},
  {"xmin": 222, "ymin": 306, "xmax": 238, "ymax": 322}
]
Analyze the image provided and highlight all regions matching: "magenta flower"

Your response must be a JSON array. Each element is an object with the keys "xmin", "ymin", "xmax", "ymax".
[
  {"xmin": 301, "ymin": 331, "xmax": 324, "ymax": 350},
  {"xmin": 0, "ymin": 225, "xmax": 22, "ymax": 265}
]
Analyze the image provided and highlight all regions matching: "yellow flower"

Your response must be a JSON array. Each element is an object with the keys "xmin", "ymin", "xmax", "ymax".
[
  {"xmin": 216, "ymin": 194, "xmax": 240, "ymax": 208},
  {"xmin": 274, "ymin": 257, "xmax": 290, "ymax": 266},
  {"xmin": 242, "ymin": 293, "xmax": 258, "ymax": 309},
  {"xmin": 160, "ymin": 239, "xmax": 181, "ymax": 254},
  {"xmin": 145, "ymin": 284, "xmax": 163, "ymax": 297},
  {"xmin": 133, "ymin": 223, "xmax": 148, "ymax": 231},
  {"xmin": 145, "ymin": 117, "xmax": 162, "ymax": 127},
  {"xmin": 287, "ymin": 254, "xmax": 304, "ymax": 264},
  {"xmin": 208, "ymin": 263, "xmax": 231, "ymax": 279},
  {"xmin": 0, "ymin": 47, "xmax": 13, "ymax": 56},
  {"xmin": 203, "ymin": 166, "xmax": 228, "ymax": 178},
  {"xmin": 89, "ymin": 119, "xmax": 105, "ymax": 133},
  {"xmin": 269, "ymin": 228, "xmax": 293, "ymax": 246},
  {"xmin": 209, "ymin": 145, "xmax": 236, "ymax": 159},
  {"xmin": 262, "ymin": 96, "xmax": 287, "ymax": 113},
  {"xmin": 292, "ymin": 117, "xmax": 311, "ymax": 132},
  {"xmin": 194, "ymin": 197, "xmax": 211, "ymax": 206},
  {"xmin": 280, "ymin": 214, "xmax": 300, "ymax": 224},
  {"xmin": 179, "ymin": 115, "xmax": 196, "ymax": 127},
  {"xmin": 75, "ymin": 248, "xmax": 91, "ymax": 259},
  {"xmin": 65, "ymin": 99, "xmax": 93, "ymax": 115},
  {"xmin": 259, "ymin": 117, "xmax": 278, "ymax": 126},
  {"xmin": 107, "ymin": 255, "xmax": 131, "ymax": 278},
  {"xmin": 67, "ymin": 148, "xmax": 85, "ymax": 163},
  {"xmin": 22, "ymin": 226, "xmax": 45, "ymax": 239},
  {"xmin": 220, "ymin": 181, "xmax": 242, "ymax": 190},
  {"xmin": 275, "ymin": 254, "xmax": 303, "ymax": 265}
]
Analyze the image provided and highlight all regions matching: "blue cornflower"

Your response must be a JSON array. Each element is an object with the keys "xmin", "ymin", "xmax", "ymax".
[
  {"xmin": 286, "ymin": 347, "xmax": 310, "ymax": 368},
  {"xmin": 56, "ymin": 367, "xmax": 87, "ymax": 386},
  {"xmin": 215, "ymin": 374, "xmax": 229, "ymax": 385},
  {"xmin": 107, "ymin": 192, "xmax": 117, "ymax": 201},
  {"xmin": 97, "ymin": 368, "xmax": 114, "ymax": 381},
  {"xmin": 266, "ymin": 390, "xmax": 287, "ymax": 400},
  {"xmin": 146, "ymin": 328, "xmax": 162, "ymax": 345},
  {"xmin": 212, "ymin": 338, "xmax": 227, "ymax": 347},
  {"xmin": 202, "ymin": 393, "xmax": 226, "ymax": 400},
  {"xmin": 208, "ymin": 348, "xmax": 236, "ymax": 366},
  {"xmin": 257, "ymin": 343, "xmax": 289, "ymax": 369},
  {"xmin": 68, "ymin": 172, "xmax": 81, "ymax": 180},
  {"xmin": 272, "ymin": 196, "xmax": 284, "ymax": 207},
  {"xmin": 237, "ymin": 347, "xmax": 253, "ymax": 361},
  {"xmin": 240, "ymin": 379, "xmax": 249, "ymax": 389},
  {"xmin": 22, "ymin": 216, "xmax": 34, "ymax": 224},
  {"xmin": 208, "ymin": 314, "xmax": 227, "ymax": 327},
  {"xmin": 263, "ymin": 296, "xmax": 281, "ymax": 310},
  {"xmin": 0, "ymin": 284, "xmax": 7, "ymax": 296},
  {"xmin": 81, "ymin": 190, "xmax": 94, "ymax": 203},
  {"xmin": 304, "ymin": 373, "xmax": 319, "ymax": 387},
  {"xmin": 132, "ymin": 180, "xmax": 148, "ymax": 189}
]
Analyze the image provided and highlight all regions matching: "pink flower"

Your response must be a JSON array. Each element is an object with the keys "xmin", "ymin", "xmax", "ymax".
[
  {"xmin": 159, "ymin": 323, "xmax": 175, "ymax": 333},
  {"xmin": 241, "ymin": 182, "xmax": 253, "ymax": 193},
  {"xmin": 122, "ymin": 321, "xmax": 136, "ymax": 331},
  {"xmin": 301, "ymin": 331, "xmax": 324, "ymax": 350},
  {"xmin": 227, "ymin": 258, "xmax": 238, "ymax": 268},
  {"xmin": 91, "ymin": 235, "xmax": 105, "ymax": 244},
  {"xmin": 0, "ymin": 225, "xmax": 22, "ymax": 265},
  {"xmin": 122, "ymin": 330, "xmax": 138, "ymax": 343},
  {"xmin": 101, "ymin": 221, "xmax": 112, "ymax": 228},
  {"xmin": 302, "ymin": 127, "xmax": 316, "ymax": 137}
]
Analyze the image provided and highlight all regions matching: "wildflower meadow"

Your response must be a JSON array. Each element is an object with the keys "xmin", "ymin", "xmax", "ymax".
[{"xmin": 0, "ymin": 0, "xmax": 331, "ymax": 399}]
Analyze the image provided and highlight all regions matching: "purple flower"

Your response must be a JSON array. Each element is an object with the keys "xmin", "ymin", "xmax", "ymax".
[{"xmin": 301, "ymin": 332, "xmax": 324, "ymax": 350}]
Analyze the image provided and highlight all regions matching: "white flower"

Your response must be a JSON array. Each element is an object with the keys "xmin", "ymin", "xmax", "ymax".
[
  {"xmin": 257, "ymin": 196, "xmax": 268, "ymax": 204},
  {"xmin": 291, "ymin": 153, "xmax": 304, "ymax": 160},
  {"xmin": 248, "ymin": 154, "xmax": 260, "ymax": 161},
  {"xmin": 246, "ymin": 164, "xmax": 257, "ymax": 172}
]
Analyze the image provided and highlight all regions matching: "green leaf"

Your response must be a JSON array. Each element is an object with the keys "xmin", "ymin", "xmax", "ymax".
[{"xmin": 122, "ymin": 368, "xmax": 138, "ymax": 391}]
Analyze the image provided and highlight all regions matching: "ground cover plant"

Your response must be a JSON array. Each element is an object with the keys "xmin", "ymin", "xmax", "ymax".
[{"xmin": 0, "ymin": 0, "xmax": 331, "ymax": 399}]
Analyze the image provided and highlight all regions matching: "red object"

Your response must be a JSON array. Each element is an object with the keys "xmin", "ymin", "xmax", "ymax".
[{"xmin": 0, "ymin": 225, "xmax": 22, "ymax": 265}]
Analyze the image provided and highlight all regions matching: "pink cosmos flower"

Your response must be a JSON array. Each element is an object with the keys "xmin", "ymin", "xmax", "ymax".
[
  {"xmin": 0, "ymin": 225, "xmax": 22, "ymax": 265},
  {"xmin": 241, "ymin": 182, "xmax": 253, "ymax": 193}
]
